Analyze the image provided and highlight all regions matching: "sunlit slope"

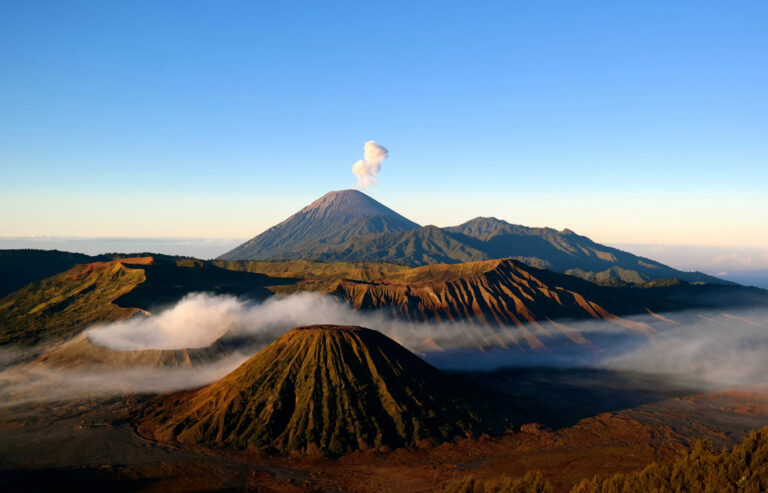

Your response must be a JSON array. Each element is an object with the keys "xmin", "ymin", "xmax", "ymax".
[
  {"xmin": 440, "ymin": 426, "xmax": 768, "ymax": 493},
  {"xmin": 0, "ymin": 258, "xmax": 148, "ymax": 346},
  {"xmin": 139, "ymin": 325, "xmax": 486, "ymax": 456},
  {"xmin": 277, "ymin": 259, "xmax": 667, "ymax": 328},
  {"xmin": 0, "ymin": 256, "xmax": 284, "ymax": 347}
]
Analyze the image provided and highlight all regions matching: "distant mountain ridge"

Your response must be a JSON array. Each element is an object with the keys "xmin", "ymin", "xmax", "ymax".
[
  {"xmin": 220, "ymin": 190, "xmax": 727, "ymax": 285},
  {"xmin": 219, "ymin": 189, "xmax": 420, "ymax": 260}
]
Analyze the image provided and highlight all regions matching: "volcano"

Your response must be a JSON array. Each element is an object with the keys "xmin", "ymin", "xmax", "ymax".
[
  {"xmin": 219, "ymin": 189, "xmax": 420, "ymax": 260},
  {"xmin": 138, "ymin": 325, "xmax": 484, "ymax": 456},
  {"xmin": 218, "ymin": 190, "xmax": 727, "ymax": 285}
]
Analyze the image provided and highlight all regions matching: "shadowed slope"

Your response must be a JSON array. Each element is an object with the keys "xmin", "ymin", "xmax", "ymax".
[
  {"xmin": 216, "ymin": 192, "xmax": 727, "ymax": 285},
  {"xmin": 445, "ymin": 217, "xmax": 725, "ymax": 285},
  {"xmin": 312, "ymin": 225, "xmax": 488, "ymax": 265},
  {"xmin": 0, "ymin": 249, "xmax": 108, "ymax": 298},
  {"xmin": 219, "ymin": 190, "xmax": 420, "ymax": 260},
  {"xmin": 139, "ymin": 325, "xmax": 485, "ymax": 456}
]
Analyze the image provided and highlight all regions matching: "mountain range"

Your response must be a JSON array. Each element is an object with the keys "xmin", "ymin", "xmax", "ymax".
[
  {"xmin": 6, "ymin": 252, "xmax": 766, "ymax": 364},
  {"xmin": 219, "ymin": 189, "xmax": 725, "ymax": 285}
]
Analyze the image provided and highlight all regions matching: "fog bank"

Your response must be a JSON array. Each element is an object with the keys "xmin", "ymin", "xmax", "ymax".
[{"xmin": 85, "ymin": 292, "xmax": 768, "ymax": 388}]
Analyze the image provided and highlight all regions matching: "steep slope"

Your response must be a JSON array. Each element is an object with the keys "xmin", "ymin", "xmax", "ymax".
[
  {"xmin": 219, "ymin": 189, "xmax": 420, "ymax": 260},
  {"xmin": 282, "ymin": 259, "xmax": 663, "ymax": 351},
  {"xmin": 139, "ymin": 325, "xmax": 485, "ymax": 456}
]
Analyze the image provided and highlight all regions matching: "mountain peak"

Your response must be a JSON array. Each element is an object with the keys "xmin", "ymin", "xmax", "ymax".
[
  {"xmin": 218, "ymin": 190, "xmax": 420, "ymax": 260},
  {"xmin": 139, "ymin": 324, "xmax": 482, "ymax": 456},
  {"xmin": 299, "ymin": 189, "xmax": 405, "ymax": 220},
  {"xmin": 445, "ymin": 216, "xmax": 518, "ymax": 241}
]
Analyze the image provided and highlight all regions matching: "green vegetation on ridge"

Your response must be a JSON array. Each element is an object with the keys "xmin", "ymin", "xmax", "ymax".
[{"xmin": 440, "ymin": 426, "xmax": 768, "ymax": 493}]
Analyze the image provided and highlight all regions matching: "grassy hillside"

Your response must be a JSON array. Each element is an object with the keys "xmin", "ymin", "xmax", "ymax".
[
  {"xmin": 0, "ymin": 258, "xmax": 147, "ymax": 346},
  {"xmin": 0, "ymin": 256, "xmax": 289, "ymax": 347},
  {"xmin": 254, "ymin": 220, "xmax": 729, "ymax": 285},
  {"xmin": 313, "ymin": 225, "xmax": 488, "ymax": 265},
  {"xmin": 139, "ymin": 325, "xmax": 487, "ymax": 456}
]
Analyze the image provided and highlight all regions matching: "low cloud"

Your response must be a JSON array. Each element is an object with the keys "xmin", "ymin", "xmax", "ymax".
[
  {"xmin": 3, "ymin": 293, "xmax": 767, "ymax": 406},
  {"xmin": 0, "ymin": 355, "xmax": 248, "ymax": 408},
  {"xmin": 600, "ymin": 309, "xmax": 768, "ymax": 386},
  {"xmin": 87, "ymin": 292, "xmax": 768, "ymax": 388},
  {"xmin": 89, "ymin": 293, "xmax": 250, "ymax": 350}
]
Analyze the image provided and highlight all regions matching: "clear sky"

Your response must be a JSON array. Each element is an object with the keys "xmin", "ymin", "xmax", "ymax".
[{"xmin": 1, "ymin": 1, "xmax": 766, "ymax": 247}]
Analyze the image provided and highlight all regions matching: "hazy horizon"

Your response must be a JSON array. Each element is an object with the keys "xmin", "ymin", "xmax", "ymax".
[{"xmin": 2, "ymin": 234, "xmax": 767, "ymax": 288}]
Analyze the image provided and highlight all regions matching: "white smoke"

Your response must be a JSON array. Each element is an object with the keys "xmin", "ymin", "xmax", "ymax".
[
  {"xmin": 600, "ymin": 310, "xmax": 768, "ymax": 386},
  {"xmin": 84, "ymin": 292, "xmax": 768, "ymax": 388},
  {"xmin": 88, "ymin": 293, "xmax": 246, "ymax": 350},
  {"xmin": 2, "ymin": 292, "xmax": 768, "ymax": 406},
  {"xmin": 352, "ymin": 140, "xmax": 388, "ymax": 189},
  {"xmin": 0, "ymin": 356, "xmax": 248, "ymax": 408}
]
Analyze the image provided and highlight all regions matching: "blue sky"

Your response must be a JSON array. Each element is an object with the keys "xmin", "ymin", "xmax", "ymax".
[{"xmin": 1, "ymin": 1, "xmax": 766, "ymax": 246}]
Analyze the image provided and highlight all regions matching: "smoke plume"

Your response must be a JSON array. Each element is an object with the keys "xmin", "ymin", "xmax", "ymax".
[
  {"xmin": 352, "ymin": 140, "xmax": 388, "ymax": 189},
  {"xmin": 85, "ymin": 292, "xmax": 768, "ymax": 388},
  {"xmin": 88, "ymin": 293, "xmax": 252, "ymax": 350}
]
